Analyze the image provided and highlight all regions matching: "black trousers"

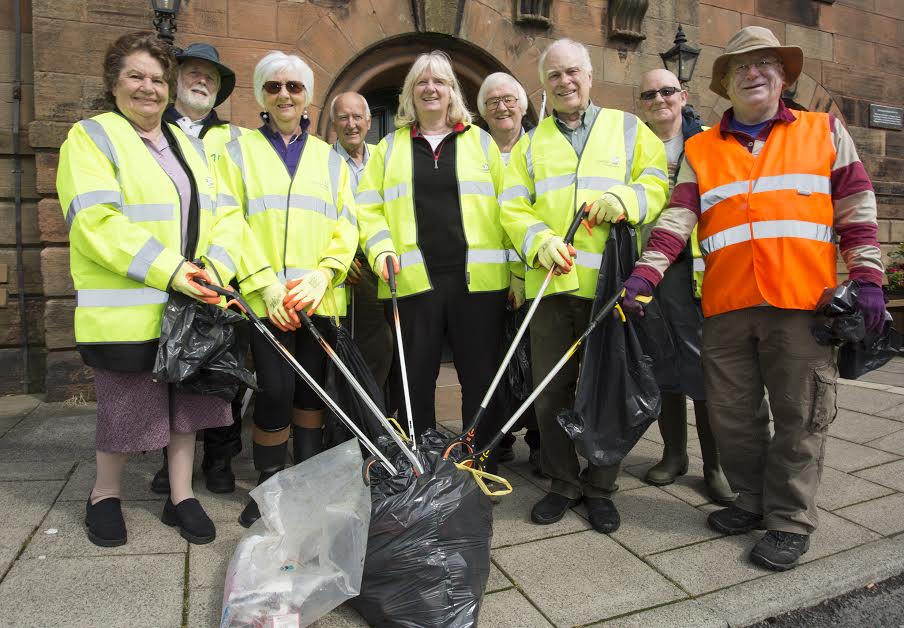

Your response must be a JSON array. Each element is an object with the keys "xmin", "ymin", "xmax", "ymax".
[{"xmin": 386, "ymin": 273, "xmax": 507, "ymax": 453}]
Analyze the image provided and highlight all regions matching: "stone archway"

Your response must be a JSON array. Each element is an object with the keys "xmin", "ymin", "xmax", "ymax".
[{"xmin": 318, "ymin": 33, "xmax": 539, "ymax": 142}]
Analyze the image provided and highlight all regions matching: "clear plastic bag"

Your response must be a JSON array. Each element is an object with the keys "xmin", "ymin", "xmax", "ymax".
[{"xmin": 220, "ymin": 439, "xmax": 371, "ymax": 628}]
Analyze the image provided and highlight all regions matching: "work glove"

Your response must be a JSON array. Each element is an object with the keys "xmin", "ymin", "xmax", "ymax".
[
  {"xmin": 374, "ymin": 251, "xmax": 401, "ymax": 283},
  {"xmin": 346, "ymin": 257, "xmax": 364, "ymax": 286},
  {"xmin": 587, "ymin": 193, "xmax": 626, "ymax": 226},
  {"xmin": 260, "ymin": 281, "xmax": 298, "ymax": 332},
  {"xmin": 508, "ymin": 274, "xmax": 526, "ymax": 310},
  {"xmin": 537, "ymin": 235, "xmax": 575, "ymax": 274},
  {"xmin": 621, "ymin": 275, "xmax": 654, "ymax": 317},
  {"xmin": 285, "ymin": 268, "xmax": 334, "ymax": 315},
  {"xmin": 171, "ymin": 261, "xmax": 220, "ymax": 305},
  {"xmin": 857, "ymin": 282, "xmax": 887, "ymax": 335}
]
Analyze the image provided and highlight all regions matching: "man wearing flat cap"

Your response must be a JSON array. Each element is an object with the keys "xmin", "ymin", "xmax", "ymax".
[
  {"xmin": 622, "ymin": 26, "xmax": 886, "ymax": 570},
  {"xmin": 152, "ymin": 42, "xmax": 250, "ymax": 496}
]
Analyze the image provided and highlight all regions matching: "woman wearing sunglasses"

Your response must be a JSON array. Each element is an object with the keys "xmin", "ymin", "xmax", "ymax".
[
  {"xmin": 216, "ymin": 51, "xmax": 358, "ymax": 528},
  {"xmin": 356, "ymin": 52, "xmax": 517, "ymax": 473}
]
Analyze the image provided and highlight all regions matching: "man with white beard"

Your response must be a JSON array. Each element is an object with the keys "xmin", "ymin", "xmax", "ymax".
[{"xmin": 151, "ymin": 43, "xmax": 249, "ymax": 496}]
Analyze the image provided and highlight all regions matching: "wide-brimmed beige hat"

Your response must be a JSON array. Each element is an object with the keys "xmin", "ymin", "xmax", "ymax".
[{"xmin": 710, "ymin": 26, "xmax": 803, "ymax": 99}]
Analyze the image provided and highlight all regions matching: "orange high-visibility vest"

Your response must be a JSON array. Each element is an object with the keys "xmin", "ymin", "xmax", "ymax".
[{"xmin": 685, "ymin": 111, "xmax": 836, "ymax": 317}]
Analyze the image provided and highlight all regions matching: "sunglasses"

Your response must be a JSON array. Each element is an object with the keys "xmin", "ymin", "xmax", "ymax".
[
  {"xmin": 263, "ymin": 81, "xmax": 305, "ymax": 95},
  {"xmin": 639, "ymin": 86, "xmax": 682, "ymax": 101}
]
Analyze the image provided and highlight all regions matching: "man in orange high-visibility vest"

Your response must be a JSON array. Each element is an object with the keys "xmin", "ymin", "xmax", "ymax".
[{"xmin": 622, "ymin": 26, "xmax": 887, "ymax": 572}]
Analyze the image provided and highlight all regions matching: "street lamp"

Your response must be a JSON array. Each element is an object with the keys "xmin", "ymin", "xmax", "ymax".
[
  {"xmin": 659, "ymin": 24, "xmax": 700, "ymax": 85},
  {"xmin": 151, "ymin": 0, "xmax": 182, "ymax": 44}
]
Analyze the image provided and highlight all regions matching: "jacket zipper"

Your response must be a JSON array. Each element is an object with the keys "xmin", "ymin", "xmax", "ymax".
[{"xmin": 262, "ymin": 131, "xmax": 304, "ymax": 285}]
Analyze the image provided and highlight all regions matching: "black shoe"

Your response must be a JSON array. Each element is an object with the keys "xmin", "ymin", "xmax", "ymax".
[
  {"xmin": 202, "ymin": 457, "xmax": 235, "ymax": 494},
  {"xmin": 707, "ymin": 505, "xmax": 764, "ymax": 535},
  {"xmin": 497, "ymin": 445, "xmax": 515, "ymax": 464},
  {"xmin": 750, "ymin": 530, "xmax": 810, "ymax": 571},
  {"xmin": 161, "ymin": 498, "xmax": 216, "ymax": 544},
  {"xmin": 239, "ymin": 499, "xmax": 260, "ymax": 529},
  {"xmin": 585, "ymin": 497, "xmax": 621, "ymax": 534},
  {"xmin": 84, "ymin": 497, "xmax": 127, "ymax": 548},
  {"xmin": 150, "ymin": 462, "xmax": 170, "ymax": 495},
  {"xmin": 530, "ymin": 492, "xmax": 581, "ymax": 525}
]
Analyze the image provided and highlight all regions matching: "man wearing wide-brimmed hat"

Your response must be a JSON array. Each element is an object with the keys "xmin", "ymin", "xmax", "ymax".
[
  {"xmin": 621, "ymin": 26, "xmax": 886, "ymax": 571},
  {"xmin": 151, "ymin": 42, "xmax": 251, "ymax": 496}
]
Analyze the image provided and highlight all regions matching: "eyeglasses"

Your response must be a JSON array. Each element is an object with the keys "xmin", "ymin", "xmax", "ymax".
[
  {"xmin": 731, "ymin": 59, "xmax": 781, "ymax": 76},
  {"xmin": 639, "ymin": 86, "xmax": 682, "ymax": 101},
  {"xmin": 263, "ymin": 81, "xmax": 305, "ymax": 95},
  {"xmin": 484, "ymin": 95, "xmax": 518, "ymax": 109}
]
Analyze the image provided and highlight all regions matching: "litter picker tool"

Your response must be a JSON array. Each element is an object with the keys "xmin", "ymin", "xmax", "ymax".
[
  {"xmin": 443, "ymin": 202, "xmax": 590, "ymax": 460},
  {"xmin": 196, "ymin": 280, "xmax": 398, "ymax": 476},
  {"xmin": 387, "ymin": 263, "xmax": 418, "ymax": 450}
]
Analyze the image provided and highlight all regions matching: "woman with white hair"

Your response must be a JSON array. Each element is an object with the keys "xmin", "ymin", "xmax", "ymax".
[
  {"xmin": 356, "ymin": 51, "xmax": 517, "ymax": 472},
  {"xmin": 217, "ymin": 51, "xmax": 358, "ymax": 527},
  {"xmin": 477, "ymin": 72, "xmax": 529, "ymax": 165}
]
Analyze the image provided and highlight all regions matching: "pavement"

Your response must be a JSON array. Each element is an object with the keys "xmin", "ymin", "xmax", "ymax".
[{"xmin": 0, "ymin": 357, "xmax": 903, "ymax": 627}]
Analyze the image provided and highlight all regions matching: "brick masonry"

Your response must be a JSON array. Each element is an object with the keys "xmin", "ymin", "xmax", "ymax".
[{"xmin": 0, "ymin": 0, "xmax": 902, "ymax": 398}]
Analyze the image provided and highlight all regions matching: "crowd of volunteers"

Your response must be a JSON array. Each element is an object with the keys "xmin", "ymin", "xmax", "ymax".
[{"xmin": 58, "ymin": 24, "xmax": 886, "ymax": 574}]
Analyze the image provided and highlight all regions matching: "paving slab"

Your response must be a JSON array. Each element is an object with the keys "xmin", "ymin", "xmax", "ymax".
[
  {"xmin": 816, "ymin": 465, "xmax": 895, "ymax": 511},
  {"xmin": 624, "ymin": 455, "xmax": 714, "ymax": 508},
  {"xmin": 0, "ymin": 395, "xmax": 42, "ymax": 420},
  {"xmin": 866, "ymin": 428, "xmax": 904, "ymax": 455},
  {"xmin": 0, "ymin": 407, "xmax": 97, "ymax": 463},
  {"xmin": 799, "ymin": 508, "xmax": 881, "ymax": 564},
  {"xmin": 823, "ymin": 436, "xmax": 901, "ymax": 473},
  {"xmin": 0, "ymin": 527, "xmax": 32, "ymax": 577},
  {"xmin": 620, "ymin": 437, "xmax": 664, "ymax": 468},
  {"xmin": 593, "ymin": 599, "xmax": 727, "ymax": 627},
  {"xmin": 311, "ymin": 604, "xmax": 369, "ymax": 627},
  {"xmin": 188, "ymin": 585, "xmax": 223, "ymax": 628},
  {"xmin": 834, "ymin": 492, "xmax": 904, "ymax": 535},
  {"xmin": 493, "ymin": 530, "xmax": 685, "ymax": 626},
  {"xmin": 191, "ymin": 478, "xmax": 256, "ymax": 525},
  {"xmin": 836, "ymin": 385, "xmax": 904, "ymax": 415},
  {"xmin": 853, "ymin": 457, "xmax": 904, "ymax": 492},
  {"xmin": 829, "ymin": 408, "xmax": 903, "ymax": 443},
  {"xmin": 646, "ymin": 532, "xmax": 765, "ymax": 596},
  {"xmin": 856, "ymin": 370, "xmax": 904, "ymax": 387},
  {"xmin": 608, "ymin": 486, "xmax": 721, "ymax": 556},
  {"xmin": 0, "ymin": 461, "xmax": 74, "ymax": 481},
  {"xmin": 699, "ymin": 535, "xmax": 904, "ymax": 627},
  {"xmin": 877, "ymin": 401, "xmax": 904, "ymax": 421},
  {"xmin": 486, "ymin": 561, "xmax": 513, "ymax": 592},
  {"xmin": 0, "ymin": 480, "xmax": 63, "ymax": 529},
  {"xmin": 479, "ymin": 588, "xmax": 553, "ymax": 627},
  {"xmin": 188, "ymin": 525, "xmax": 244, "ymax": 590},
  {"xmin": 0, "ymin": 554, "xmax": 185, "ymax": 628},
  {"xmin": 21, "ymin": 500, "xmax": 187, "ymax": 560}
]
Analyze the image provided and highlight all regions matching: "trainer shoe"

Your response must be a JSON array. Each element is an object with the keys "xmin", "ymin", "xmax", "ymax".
[
  {"xmin": 585, "ymin": 497, "xmax": 621, "ymax": 534},
  {"xmin": 707, "ymin": 505, "xmax": 763, "ymax": 535},
  {"xmin": 750, "ymin": 530, "xmax": 810, "ymax": 571}
]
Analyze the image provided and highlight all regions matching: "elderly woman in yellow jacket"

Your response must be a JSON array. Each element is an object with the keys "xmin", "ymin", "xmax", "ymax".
[
  {"xmin": 356, "ymin": 51, "xmax": 518, "ymax": 473},
  {"xmin": 217, "ymin": 51, "xmax": 358, "ymax": 527}
]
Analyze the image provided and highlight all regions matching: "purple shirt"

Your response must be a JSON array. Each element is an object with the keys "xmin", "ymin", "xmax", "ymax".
[
  {"xmin": 141, "ymin": 133, "xmax": 192, "ymax": 252},
  {"xmin": 259, "ymin": 125, "xmax": 307, "ymax": 178}
]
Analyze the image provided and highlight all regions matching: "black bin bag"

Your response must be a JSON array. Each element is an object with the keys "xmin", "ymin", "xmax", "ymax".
[
  {"xmin": 350, "ymin": 430, "xmax": 493, "ymax": 628},
  {"xmin": 153, "ymin": 292, "xmax": 256, "ymax": 402},
  {"xmin": 557, "ymin": 223, "xmax": 661, "ymax": 467},
  {"xmin": 839, "ymin": 316, "xmax": 902, "ymax": 380}
]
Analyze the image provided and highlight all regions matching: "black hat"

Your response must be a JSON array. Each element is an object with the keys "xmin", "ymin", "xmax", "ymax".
[{"xmin": 176, "ymin": 42, "xmax": 236, "ymax": 107}]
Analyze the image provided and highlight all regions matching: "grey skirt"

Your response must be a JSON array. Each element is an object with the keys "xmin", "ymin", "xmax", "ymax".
[{"xmin": 94, "ymin": 368, "xmax": 233, "ymax": 453}]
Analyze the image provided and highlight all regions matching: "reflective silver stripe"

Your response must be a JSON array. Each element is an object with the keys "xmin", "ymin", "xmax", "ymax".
[
  {"xmin": 479, "ymin": 128, "xmax": 491, "ymax": 160},
  {"xmin": 186, "ymin": 135, "xmax": 208, "ymax": 167},
  {"xmin": 328, "ymin": 149, "xmax": 342, "ymax": 207},
  {"xmin": 66, "ymin": 190, "xmax": 122, "ymax": 228},
  {"xmin": 576, "ymin": 176, "xmax": 622, "ymax": 192},
  {"xmin": 356, "ymin": 189, "xmax": 383, "ymax": 205},
  {"xmin": 525, "ymin": 128, "xmax": 537, "ymax": 180},
  {"xmin": 277, "ymin": 267, "xmax": 313, "ymax": 284},
  {"xmin": 506, "ymin": 248, "xmax": 520, "ymax": 263},
  {"xmin": 700, "ymin": 224, "xmax": 751, "ymax": 256},
  {"xmin": 535, "ymin": 173, "xmax": 576, "ymax": 196},
  {"xmin": 574, "ymin": 249, "xmax": 603, "ymax": 269},
  {"xmin": 229, "ymin": 125, "xmax": 242, "ymax": 141},
  {"xmin": 700, "ymin": 180, "xmax": 750, "ymax": 213},
  {"xmin": 499, "ymin": 185, "xmax": 531, "ymax": 204},
  {"xmin": 80, "ymin": 119, "xmax": 120, "ymax": 168},
  {"xmin": 246, "ymin": 195, "xmax": 284, "ymax": 216},
  {"xmin": 365, "ymin": 229, "xmax": 391, "ymax": 254},
  {"xmin": 752, "ymin": 220, "xmax": 834, "ymax": 243},
  {"xmin": 467, "ymin": 249, "xmax": 509, "ymax": 264},
  {"xmin": 126, "ymin": 236, "xmax": 167, "ymax": 283},
  {"xmin": 226, "ymin": 141, "xmax": 245, "ymax": 180},
  {"xmin": 752, "ymin": 173, "xmax": 831, "ymax": 196},
  {"xmin": 198, "ymin": 193, "xmax": 213, "ymax": 212},
  {"xmin": 206, "ymin": 244, "xmax": 236, "ymax": 274},
  {"xmin": 521, "ymin": 221, "xmax": 549, "ymax": 260},
  {"xmin": 623, "ymin": 112, "xmax": 638, "ymax": 184},
  {"xmin": 399, "ymin": 249, "xmax": 424, "ymax": 268},
  {"xmin": 693, "ymin": 258, "xmax": 706, "ymax": 273},
  {"xmin": 217, "ymin": 193, "xmax": 238, "ymax": 208},
  {"xmin": 639, "ymin": 167, "xmax": 668, "ymax": 181},
  {"xmin": 459, "ymin": 180, "xmax": 496, "ymax": 197},
  {"xmin": 383, "ymin": 131, "xmax": 396, "ymax": 177},
  {"xmin": 122, "ymin": 203, "xmax": 173, "ymax": 223},
  {"xmin": 289, "ymin": 194, "xmax": 337, "ymax": 220},
  {"xmin": 339, "ymin": 204, "xmax": 357, "ymax": 226},
  {"xmin": 384, "ymin": 182, "xmax": 408, "ymax": 202},
  {"xmin": 631, "ymin": 183, "xmax": 648, "ymax": 223},
  {"xmin": 77, "ymin": 287, "xmax": 169, "ymax": 307}
]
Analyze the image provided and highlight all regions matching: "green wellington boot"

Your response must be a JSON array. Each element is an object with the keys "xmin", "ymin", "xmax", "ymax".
[
  {"xmin": 694, "ymin": 400, "xmax": 737, "ymax": 506},
  {"xmin": 645, "ymin": 393, "xmax": 689, "ymax": 486}
]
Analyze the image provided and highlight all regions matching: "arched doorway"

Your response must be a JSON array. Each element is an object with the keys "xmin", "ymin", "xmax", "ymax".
[{"xmin": 319, "ymin": 33, "xmax": 538, "ymax": 142}]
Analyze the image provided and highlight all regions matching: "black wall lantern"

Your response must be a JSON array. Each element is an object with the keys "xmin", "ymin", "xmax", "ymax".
[
  {"xmin": 151, "ymin": 0, "xmax": 182, "ymax": 44},
  {"xmin": 660, "ymin": 25, "xmax": 700, "ymax": 85}
]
